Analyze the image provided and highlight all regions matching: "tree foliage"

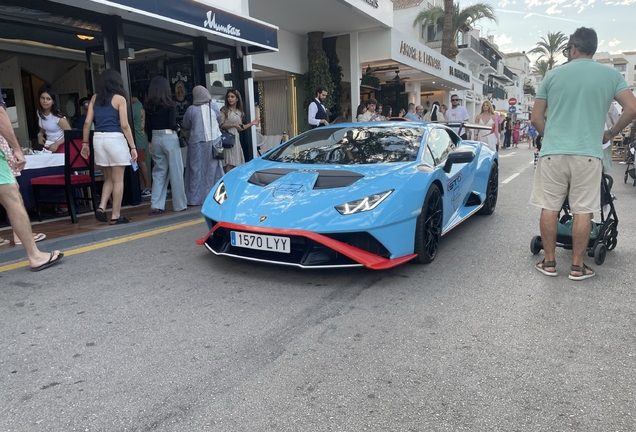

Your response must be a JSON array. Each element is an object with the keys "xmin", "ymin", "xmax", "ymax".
[
  {"xmin": 527, "ymin": 31, "xmax": 568, "ymax": 70},
  {"xmin": 532, "ymin": 60, "xmax": 550, "ymax": 78},
  {"xmin": 304, "ymin": 32, "xmax": 334, "ymax": 126},
  {"xmin": 413, "ymin": 2, "xmax": 498, "ymax": 60}
]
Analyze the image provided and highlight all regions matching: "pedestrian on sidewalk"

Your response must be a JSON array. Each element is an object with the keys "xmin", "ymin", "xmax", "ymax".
[
  {"xmin": 81, "ymin": 69, "xmax": 137, "ymax": 225},
  {"xmin": 130, "ymin": 86, "xmax": 151, "ymax": 198},
  {"xmin": 530, "ymin": 27, "xmax": 636, "ymax": 281},
  {"xmin": 181, "ymin": 86, "xmax": 224, "ymax": 206},
  {"xmin": 144, "ymin": 76, "xmax": 187, "ymax": 215},
  {"xmin": 0, "ymin": 82, "xmax": 63, "ymax": 270}
]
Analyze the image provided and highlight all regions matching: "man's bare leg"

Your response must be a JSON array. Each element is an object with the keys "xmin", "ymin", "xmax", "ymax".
[
  {"xmin": 539, "ymin": 208, "xmax": 559, "ymax": 272},
  {"xmin": 0, "ymin": 183, "xmax": 62, "ymax": 268},
  {"xmin": 570, "ymin": 212, "xmax": 594, "ymax": 276}
]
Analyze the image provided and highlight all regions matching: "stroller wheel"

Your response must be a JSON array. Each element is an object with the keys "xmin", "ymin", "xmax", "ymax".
[
  {"xmin": 603, "ymin": 220, "xmax": 618, "ymax": 251},
  {"xmin": 594, "ymin": 244, "xmax": 607, "ymax": 265},
  {"xmin": 530, "ymin": 236, "xmax": 543, "ymax": 255}
]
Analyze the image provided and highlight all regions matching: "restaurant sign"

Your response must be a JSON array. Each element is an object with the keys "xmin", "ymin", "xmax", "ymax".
[
  {"xmin": 449, "ymin": 66, "xmax": 471, "ymax": 83},
  {"xmin": 361, "ymin": 0, "xmax": 379, "ymax": 7},
  {"xmin": 399, "ymin": 41, "xmax": 442, "ymax": 70}
]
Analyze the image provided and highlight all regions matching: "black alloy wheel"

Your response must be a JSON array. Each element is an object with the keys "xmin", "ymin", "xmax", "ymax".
[
  {"xmin": 414, "ymin": 184, "xmax": 443, "ymax": 264},
  {"xmin": 478, "ymin": 163, "xmax": 498, "ymax": 215}
]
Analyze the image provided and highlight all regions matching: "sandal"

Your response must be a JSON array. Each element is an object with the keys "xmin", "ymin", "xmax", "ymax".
[
  {"xmin": 110, "ymin": 216, "xmax": 131, "ymax": 225},
  {"xmin": 0, "ymin": 238, "xmax": 9, "ymax": 247},
  {"xmin": 148, "ymin": 209, "xmax": 164, "ymax": 216},
  {"xmin": 535, "ymin": 259, "xmax": 557, "ymax": 277},
  {"xmin": 95, "ymin": 208, "xmax": 108, "ymax": 222},
  {"xmin": 15, "ymin": 233, "xmax": 47, "ymax": 245},
  {"xmin": 569, "ymin": 264, "xmax": 595, "ymax": 281}
]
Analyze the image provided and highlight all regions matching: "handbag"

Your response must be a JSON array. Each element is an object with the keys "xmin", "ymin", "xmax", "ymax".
[
  {"xmin": 221, "ymin": 130, "xmax": 235, "ymax": 148},
  {"xmin": 178, "ymin": 130, "xmax": 188, "ymax": 148},
  {"xmin": 212, "ymin": 146, "xmax": 225, "ymax": 160}
]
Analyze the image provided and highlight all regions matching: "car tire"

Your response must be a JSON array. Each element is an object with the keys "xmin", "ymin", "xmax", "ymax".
[
  {"xmin": 478, "ymin": 163, "xmax": 498, "ymax": 215},
  {"xmin": 414, "ymin": 184, "xmax": 442, "ymax": 264}
]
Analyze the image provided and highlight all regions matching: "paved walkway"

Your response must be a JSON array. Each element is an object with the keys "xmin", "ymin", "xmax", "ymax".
[{"xmin": 0, "ymin": 201, "xmax": 204, "ymax": 264}]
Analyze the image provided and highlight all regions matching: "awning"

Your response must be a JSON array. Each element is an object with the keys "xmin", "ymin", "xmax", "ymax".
[{"xmin": 50, "ymin": 0, "xmax": 279, "ymax": 53}]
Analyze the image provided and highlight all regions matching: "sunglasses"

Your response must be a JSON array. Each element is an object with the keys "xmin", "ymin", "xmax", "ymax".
[
  {"xmin": 451, "ymin": 99, "xmax": 459, "ymax": 102},
  {"xmin": 562, "ymin": 44, "xmax": 576, "ymax": 58}
]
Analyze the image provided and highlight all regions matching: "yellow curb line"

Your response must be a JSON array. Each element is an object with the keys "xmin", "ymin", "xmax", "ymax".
[{"xmin": 0, "ymin": 218, "xmax": 204, "ymax": 273}]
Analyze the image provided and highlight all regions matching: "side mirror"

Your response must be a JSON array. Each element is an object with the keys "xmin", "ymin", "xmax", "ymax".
[{"xmin": 443, "ymin": 149, "xmax": 475, "ymax": 173}]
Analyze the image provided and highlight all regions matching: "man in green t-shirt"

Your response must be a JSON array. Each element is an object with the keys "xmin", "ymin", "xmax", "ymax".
[
  {"xmin": 530, "ymin": 27, "xmax": 636, "ymax": 281},
  {"xmin": 131, "ymin": 88, "xmax": 151, "ymax": 197}
]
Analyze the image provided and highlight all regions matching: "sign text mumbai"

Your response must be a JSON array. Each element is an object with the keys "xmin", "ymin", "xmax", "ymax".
[{"xmin": 399, "ymin": 41, "xmax": 442, "ymax": 70}]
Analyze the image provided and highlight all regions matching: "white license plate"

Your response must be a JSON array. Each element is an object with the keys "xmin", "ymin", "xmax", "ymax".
[{"xmin": 230, "ymin": 231, "xmax": 291, "ymax": 254}]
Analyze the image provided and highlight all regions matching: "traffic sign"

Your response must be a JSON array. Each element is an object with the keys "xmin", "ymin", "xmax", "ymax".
[
  {"xmin": 508, "ymin": 106, "xmax": 517, "ymax": 113},
  {"xmin": 508, "ymin": 97, "xmax": 517, "ymax": 106}
]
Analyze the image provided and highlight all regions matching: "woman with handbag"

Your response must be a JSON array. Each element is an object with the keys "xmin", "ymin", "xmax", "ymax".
[
  {"xmin": 81, "ymin": 69, "xmax": 137, "ymax": 224},
  {"xmin": 144, "ymin": 76, "xmax": 187, "ymax": 216},
  {"xmin": 181, "ymin": 86, "xmax": 224, "ymax": 206},
  {"xmin": 220, "ymin": 89, "xmax": 259, "ymax": 173}
]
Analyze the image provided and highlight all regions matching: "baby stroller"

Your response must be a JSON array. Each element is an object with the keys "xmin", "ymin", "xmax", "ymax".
[
  {"xmin": 531, "ymin": 173, "xmax": 618, "ymax": 265},
  {"xmin": 623, "ymin": 137, "xmax": 635, "ymax": 186}
]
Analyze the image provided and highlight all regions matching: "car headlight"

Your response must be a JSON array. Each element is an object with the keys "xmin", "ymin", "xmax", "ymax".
[
  {"xmin": 213, "ymin": 181, "xmax": 228, "ymax": 204},
  {"xmin": 335, "ymin": 190, "xmax": 393, "ymax": 215}
]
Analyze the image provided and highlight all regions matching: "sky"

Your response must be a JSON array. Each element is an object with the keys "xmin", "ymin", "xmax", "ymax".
[{"xmin": 461, "ymin": 0, "xmax": 636, "ymax": 63}]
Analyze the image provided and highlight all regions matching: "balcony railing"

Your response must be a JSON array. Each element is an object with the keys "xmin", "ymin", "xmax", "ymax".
[
  {"xmin": 503, "ymin": 66, "xmax": 514, "ymax": 81},
  {"xmin": 479, "ymin": 41, "xmax": 500, "ymax": 69},
  {"xmin": 457, "ymin": 35, "xmax": 481, "ymax": 52},
  {"xmin": 483, "ymin": 85, "xmax": 507, "ymax": 100}
]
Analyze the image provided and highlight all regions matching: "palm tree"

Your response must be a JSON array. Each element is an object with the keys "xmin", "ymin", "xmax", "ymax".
[
  {"xmin": 532, "ymin": 60, "xmax": 550, "ymax": 78},
  {"xmin": 413, "ymin": 2, "xmax": 498, "ymax": 60},
  {"xmin": 527, "ymin": 31, "xmax": 568, "ymax": 70}
]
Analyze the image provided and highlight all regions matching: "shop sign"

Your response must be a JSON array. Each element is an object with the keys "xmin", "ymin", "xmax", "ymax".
[
  {"xmin": 448, "ymin": 66, "xmax": 470, "ymax": 83},
  {"xmin": 204, "ymin": 11, "xmax": 241, "ymax": 36},
  {"xmin": 361, "ymin": 0, "xmax": 380, "ymax": 7},
  {"xmin": 399, "ymin": 41, "xmax": 442, "ymax": 70},
  {"xmin": 91, "ymin": 0, "xmax": 278, "ymax": 50}
]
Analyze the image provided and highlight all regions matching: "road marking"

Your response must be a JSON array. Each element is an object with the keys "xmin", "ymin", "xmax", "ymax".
[
  {"xmin": 501, "ymin": 173, "xmax": 520, "ymax": 184},
  {"xmin": 498, "ymin": 152, "xmax": 516, "ymax": 158},
  {"xmin": 0, "ymin": 219, "xmax": 205, "ymax": 273}
]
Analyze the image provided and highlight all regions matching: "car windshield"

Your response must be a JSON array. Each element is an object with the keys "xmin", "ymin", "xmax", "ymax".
[{"xmin": 264, "ymin": 126, "xmax": 424, "ymax": 165}]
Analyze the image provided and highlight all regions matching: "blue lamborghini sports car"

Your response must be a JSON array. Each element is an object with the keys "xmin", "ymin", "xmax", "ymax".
[{"xmin": 197, "ymin": 122, "xmax": 498, "ymax": 269}]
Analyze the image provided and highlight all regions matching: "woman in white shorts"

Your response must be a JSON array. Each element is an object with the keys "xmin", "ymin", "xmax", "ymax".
[{"xmin": 80, "ymin": 69, "xmax": 137, "ymax": 224}]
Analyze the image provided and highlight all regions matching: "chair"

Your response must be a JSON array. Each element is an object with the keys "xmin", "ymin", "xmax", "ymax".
[{"xmin": 31, "ymin": 130, "xmax": 98, "ymax": 223}]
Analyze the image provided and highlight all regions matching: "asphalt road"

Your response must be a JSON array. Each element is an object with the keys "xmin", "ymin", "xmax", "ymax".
[{"xmin": 1, "ymin": 148, "xmax": 636, "ymax": 432}]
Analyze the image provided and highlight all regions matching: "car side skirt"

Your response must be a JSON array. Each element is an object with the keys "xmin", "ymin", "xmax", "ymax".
[{"xmin": 197, "ymin": 222, "xmax": 417, "ymax": 270}]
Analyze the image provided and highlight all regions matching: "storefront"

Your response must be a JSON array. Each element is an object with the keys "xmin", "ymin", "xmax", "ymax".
[
  {"xmin": 355, "ymin": 29, "xmax": 473, "ymax": 116},
  {"xmin": 0, "ymin": 0, "xmax": 278, "ymax": 162}
]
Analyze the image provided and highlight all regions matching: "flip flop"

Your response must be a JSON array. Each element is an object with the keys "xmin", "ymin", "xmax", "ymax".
[
  {"xmin": 30, "ymin": 252, "xmax": 64, "ymax": 272},
  {"xmin": 95, "ymin": 208, "xmax": 108, "ymax": 222},
  {"xmin": 148, "ymin": 209, "xmax": 164, "ymax": 216},
  {"xmin": 0, "ymin": 238, "xmax": 9, "ymax": 246},
  {"xmin": 15, "ymin": 233, "xmax": 47, "ymax": 246}
]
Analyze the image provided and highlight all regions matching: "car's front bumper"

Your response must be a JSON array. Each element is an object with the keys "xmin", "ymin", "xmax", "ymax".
[{"xmin": 196, "ymin": 222, "xmax": 416, "ymax": 270}]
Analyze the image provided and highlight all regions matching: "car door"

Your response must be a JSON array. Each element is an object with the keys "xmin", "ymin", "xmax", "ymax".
[{"xmin": 426, "ymin": 128, "xmax": 474, "ymax": 230}]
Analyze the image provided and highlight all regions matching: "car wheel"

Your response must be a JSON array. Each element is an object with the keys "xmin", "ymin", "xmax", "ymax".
[
  {"xmin": 478, "ymin": 163, "xmax": 498, "ymax": 215},
  {"xmin": 414, "ymin": 184, "xmax": 443, "ymax": 264}
]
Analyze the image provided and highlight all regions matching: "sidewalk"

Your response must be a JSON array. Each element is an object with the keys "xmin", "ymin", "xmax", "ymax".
[{"xmin": 0, "ymin": 201, "xmax": 205, "ymax": 264}]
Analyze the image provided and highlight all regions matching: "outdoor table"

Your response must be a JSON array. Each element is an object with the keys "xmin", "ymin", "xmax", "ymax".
[{"xmin": 18, "ymin": 154, "xmax": 65, "ymax": 209}]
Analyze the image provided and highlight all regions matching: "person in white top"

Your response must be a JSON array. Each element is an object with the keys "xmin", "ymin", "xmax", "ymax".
[
  {"xmin": 446, "ymin": 94, "xmax": 470, "ymax": 139},
  {"xmin": 357, "ymin": 98, "xmax": 380, "ymax": 122},
  {"xmin": 307, "ymin": 86, "xmax": 330, "ymax": 128},
  {"xmin": 36, "ymin": 86, "xmax": 71, "ymax": 152},
  {"xmin": 474, "ymin": 100, "xmax": 499, "ymax": 152}
]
